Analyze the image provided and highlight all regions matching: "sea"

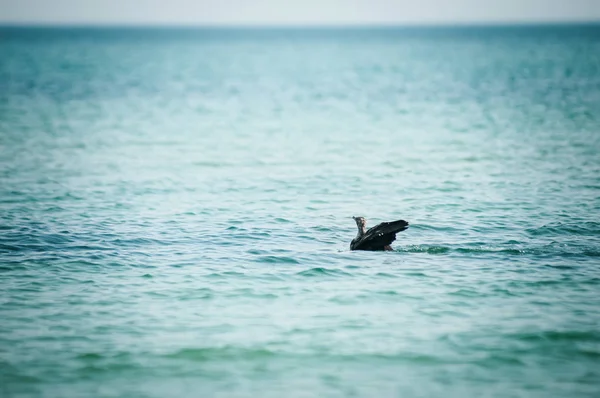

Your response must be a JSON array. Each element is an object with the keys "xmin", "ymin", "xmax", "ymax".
[{"xmin": 1, "ymin": 25, "xmax": 599, "ymax": 398}]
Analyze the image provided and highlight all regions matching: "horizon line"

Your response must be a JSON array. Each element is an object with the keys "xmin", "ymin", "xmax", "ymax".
[{"xmin": 1, "ymin": 19, "xmax": 600, "ymax": 29}]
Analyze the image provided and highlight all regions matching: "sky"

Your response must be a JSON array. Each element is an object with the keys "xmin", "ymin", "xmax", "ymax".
[{"xmin": 1, "ymin": 0, "xmax": 600, "ymax": 25}]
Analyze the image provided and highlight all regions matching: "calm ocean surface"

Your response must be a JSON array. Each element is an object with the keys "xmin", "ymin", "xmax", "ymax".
[{"xmin": 1, "ymin": 25, "xmax": 600, "ymax": 397}]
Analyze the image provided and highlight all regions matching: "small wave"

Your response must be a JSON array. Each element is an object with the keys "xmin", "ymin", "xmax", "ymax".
[
  {"xmin": 312, "ymin": 226, "xmax": 334, "ymax": 232},
  {"xmin": 76, "ymin": 352, "xmax": 104, "ymax": 361},
  {"xmin": 165, "ymin": 347, "xmax": 275, "ymax": 362},
  {"xmin": 513, "ymin": 330, "xmax": 600, "ymax": 343},
  {"xmin": 374, "ymin": 272, "xmax": 398, "ymax": 278},
  {"xmin": 527, "ymin": 221, "xmax": 600, "ymax": 237},
  {"xmin": 77, "ymin": 362, "xmax": 138, "ymax": 375},
  {"xmin": 237, "ymin": 232, "xmax": 272, "ymax": 241},
  {"xmin": 543, "ymin": 264, "xmax": 576, "ymax": 270},
  {"xmin": 164, "ymin": 347, "xmax": 451, "ymax": 365},
  {"xmin": 108, "ymin": 237, "xmax": 168, "ymax": 246},
  {"xmin": 397, "ymin": 243, "xmax": 600, "ymax": 258},
  {"xmin": 297, "ymin": 234, "xmax": 319, "ymax": 241},
  {"xmin": 256, "ymin": 255, "xmax": 300, "ymax": 264},
  {"xmin": 376, "ymin": 290, "xmax": 400, "ymax": 296},
  {"xmin": 583, "ymin": 249, "xmax": 600, "ymax": 257},
  {"xmin": 0, "ymin": 263, "xmax": 28, "ymax": 272},
  {"xmin": 191, "ymin": 160, "xmax": 228, "ymax": 167},
  {"xmin": 297, "ymin": 267, "xmax": 352, "ymax": 277},
  {"xmin": 398, "ymin": 245, "xmax": 451, "ymax": 254},
  {"xmin": 0, "ymin": 243, "xmax": 22, "ymax": 252},
  {"xmin": 207, "ymin": 271, "xmax": 246, "ymax": 278},
  {"xmin": 397, "ymin": 245, "xmax": 522, "ymax": 255},
  {"xmin": 0, "ymin": 367, "xmax": 42, "ymax": 384},
  {"xmin": 455, "ymin": 247, "xmax": 524, "ymax": 255},
  {"xmin": 335, "ymin": 352, "xmax": 450, "ymax": 364}
]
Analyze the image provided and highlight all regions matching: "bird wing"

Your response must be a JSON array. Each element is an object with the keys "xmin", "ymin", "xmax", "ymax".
[{"xmin": 352, "ymin": 219, "xmax": 409, "ymax": 251}]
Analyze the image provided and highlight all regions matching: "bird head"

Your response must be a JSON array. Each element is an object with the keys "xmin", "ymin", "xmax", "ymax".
[{"xmin": 352, "ymin": 216, "xmax": 367, "ymax": 229}]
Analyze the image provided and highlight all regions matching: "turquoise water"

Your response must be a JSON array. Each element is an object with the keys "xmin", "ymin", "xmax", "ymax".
[{"xmin": 1, "ymin": 25, "xmax": 600, "ymax": 397}]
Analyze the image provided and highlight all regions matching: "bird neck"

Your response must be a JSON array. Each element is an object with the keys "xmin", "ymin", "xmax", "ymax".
[{"xmin": 356, "ymin": 224, "xmax": 366, "ymax": 238}]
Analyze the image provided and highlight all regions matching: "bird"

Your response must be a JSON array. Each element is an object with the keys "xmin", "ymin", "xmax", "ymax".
[{"xmin": 350, "ymin": 216, "xmax": 409, "ymax": 251}]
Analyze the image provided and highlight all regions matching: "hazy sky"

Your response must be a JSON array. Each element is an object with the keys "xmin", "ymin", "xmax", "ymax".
[{"xmin": 1, "ymin": 0, "xmax": 600, "ymax": 25}]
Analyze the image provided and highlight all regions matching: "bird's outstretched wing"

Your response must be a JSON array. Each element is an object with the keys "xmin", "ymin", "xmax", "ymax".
[{"xmin": 351, "ymin": 219, "xmax": 409, "ymax": 251}]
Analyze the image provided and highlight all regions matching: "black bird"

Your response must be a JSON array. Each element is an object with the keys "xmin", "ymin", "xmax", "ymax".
[{"xmin": 350, "ymin": 216, "xmax": 409, "ymax": 251}]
